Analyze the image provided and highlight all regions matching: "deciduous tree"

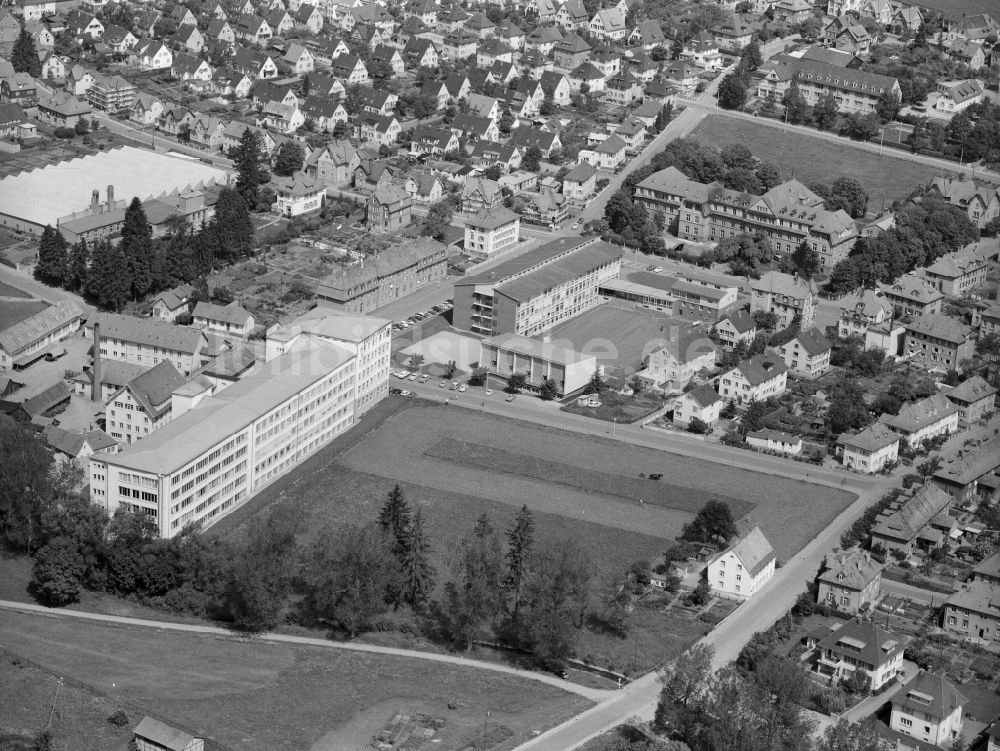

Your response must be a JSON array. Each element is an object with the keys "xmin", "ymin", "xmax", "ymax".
[{"xmin": 31, "ymin": 536, "xmax": 85, "ymax": 605}]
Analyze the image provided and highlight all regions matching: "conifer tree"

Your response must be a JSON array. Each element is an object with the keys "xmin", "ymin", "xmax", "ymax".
[
  {"xmin": 400, "ymin": 509, "xmax": 435, "ymax": 608},
  {"xmin": 233, "ymin": 129, "xmax": 267, "ymax": 209},
  {"xmin": 35, "ymin": 225, "xmax": 68, "ymax": 286},
  {"xmin": 504, "ymin": 504, "xmax": 535, "ymax": 622},
  {"xmin": 87, "ymin": 239, "xmax": 129, "ymax": 310},
  {"xmin": 11, "ymin": 29, "xmax": 40, "ymax": 77},
  {"xmin": 120, "ymin": 198, "xmax": 153, "ymax": 299},
  {"xmin": 212, "ymin": 188, "xmax": 254, "ymax": 261},
  {"xmin": 192, "ymin": 221, "xmax": 218, "ymax": 278},
  {"xmin": 378, "ymin": 484, "xmax": 411, "ymax": 555},
  {"xmin": 65, "ymin": 238, "xmax": 89, "ymax": 292}
]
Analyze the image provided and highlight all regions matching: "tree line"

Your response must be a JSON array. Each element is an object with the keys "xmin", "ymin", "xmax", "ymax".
[
  {"xmin": 2, "ymin": 417, "xmax": 597, "ymax": 665},
  {"xmin": 34, "ymin": 189, "xmax": 254, "ymax": 311}
]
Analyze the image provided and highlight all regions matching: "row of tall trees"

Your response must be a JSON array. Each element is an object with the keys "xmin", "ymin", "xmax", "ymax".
[{"xmin": 34, "ymin": 190, "xmax": 254, "ymax": 310}]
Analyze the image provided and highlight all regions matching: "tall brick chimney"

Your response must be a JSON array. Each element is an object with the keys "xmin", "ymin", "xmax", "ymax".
[
  {"xmin": 91, "ymin": 322, "xmax": 102, "ymax": 403},
  {"xmin": 106, "ymin": 185, "xmax": 115, "ymax": 209},
  {"xmin": 91, "ymin": 189, "xmax": 100, "ymax": 215}
]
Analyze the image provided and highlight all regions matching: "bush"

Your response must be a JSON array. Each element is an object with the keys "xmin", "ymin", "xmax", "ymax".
[
  {"xmin": 107, "ymin": 710, "xmax": 130, "ymax": 727},
  {"xmin": 53, "ymin": 127, "xmax": 76, "ymax": 139},
  {"xmin": 687, "ymin": 417, "xmax": 709, "ymax": 434}
]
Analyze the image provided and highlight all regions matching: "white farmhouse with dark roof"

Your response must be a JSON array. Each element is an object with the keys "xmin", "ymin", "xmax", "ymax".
[{"xmin": 707, "ymin": 526, "xmax": 776, "ymax": 598}]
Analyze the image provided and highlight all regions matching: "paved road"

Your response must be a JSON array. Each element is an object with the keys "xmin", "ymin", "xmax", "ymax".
[
  {"xmin": 510, "ymin": 469, "xmax": 899, "ymax": 751},
  {"xmin": 0, "ymin": 599, "xmax": 611, "ymax": 701},
  {"xmin": 92, "ymin": 113, "xmax": 235, "ymax": 168}
]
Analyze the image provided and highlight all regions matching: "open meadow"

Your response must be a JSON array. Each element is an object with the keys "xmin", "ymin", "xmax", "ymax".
[
  {"xmin": 0, "ymin": 609, "xmax": 589, "ymax": 751},
  {"xmin": 688, "ymin": 114, "xmax": 959, "ymax": 209}
]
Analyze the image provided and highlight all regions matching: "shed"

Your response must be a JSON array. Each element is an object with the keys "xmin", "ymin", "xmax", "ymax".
[{"xmin": 134, "ymin": 717, "xmax": 204, "ymax": 751}]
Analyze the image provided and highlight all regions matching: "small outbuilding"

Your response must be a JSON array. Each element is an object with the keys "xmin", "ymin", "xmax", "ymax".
[{"xmin": 134, "ymin": 716, "xmax": 204, "ymax": 751}]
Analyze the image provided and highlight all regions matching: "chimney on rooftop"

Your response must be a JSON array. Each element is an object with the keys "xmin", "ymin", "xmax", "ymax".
[
  {"xmin": 91, "ymin": 189, "xmax": 100, "ymax": 215},
  {"xmin": 92, "ymin": 322, "xmax": 102, "ymax": 404},
  {"xmin": 107, "ymin": 185, "xmax": 115, "ymax": 209}
]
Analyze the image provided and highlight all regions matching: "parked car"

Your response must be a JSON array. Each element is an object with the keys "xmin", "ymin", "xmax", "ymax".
[
  {"xmin": 389, "ymin": 387, "xmax": 402, "ymax": 395},
  {"xmin": 407, "ymin": 373, "xmax": 417, "ymax": 381},
  {"xmin": 400, "ymin": 390, "xmax": 413, "ymax": 397},
  {"xmin": 505, "ymin": 394, "xmax": 516, "ymax": 402},
  {"xmin": 439, "ymin": 381, "xmax": 447, "ymax": 388},
  {"xmin": 485, "ymin": 389, "xmax": 493, "ymax": 396},
  {"xmin": 458, "ymin": 384, "xmax": 468, "ymax": 392}
]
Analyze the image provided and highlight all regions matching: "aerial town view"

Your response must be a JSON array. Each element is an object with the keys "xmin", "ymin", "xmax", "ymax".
[{"xmin": 0, "ymin": 0, "xmax": 1000, "ymax": 746}]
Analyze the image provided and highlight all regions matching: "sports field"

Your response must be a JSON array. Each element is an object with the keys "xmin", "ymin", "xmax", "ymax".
[
  {"xmin": 0, "ymin": 609, "xmax": 587, "ymax": 751},
  {"xmin": 689, "ymin": 114, "xmax": 960, "ymax": 209},
  {"xmin": 548, "ymin": 306, "xmax": 680, "ymax": 379}
]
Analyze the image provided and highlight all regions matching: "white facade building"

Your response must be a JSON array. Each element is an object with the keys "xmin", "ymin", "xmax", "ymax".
[{"xmin": 707, "ymin": 526, "xmax": 776, "ymax": 599}]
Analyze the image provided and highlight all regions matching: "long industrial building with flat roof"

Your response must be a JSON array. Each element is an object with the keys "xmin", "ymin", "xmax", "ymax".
[
  {"xmin": 453, "ymin": 236, "xmax": 623, "ymax": 336},
  {"xmin": 0, "ymin": 146, "xmax": 232, "ymax": 236},
  {"xmin": 89, "ymin": 310, "xmax": 391, "ymax": 538}
]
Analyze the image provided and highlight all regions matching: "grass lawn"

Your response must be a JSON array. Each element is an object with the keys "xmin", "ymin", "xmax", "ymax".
[
  {"xmin": 688, "ymin": 114, "xmax": 957, "ymax": 208},
  {"xmin": 0, "ymin": 609, "xmax": 589, "ymax": 751},
  {"xmin": 0, "ymin": 300, "xmax": 48, "ymax": 331},
  {"xmin": 549, "ymin": 306, "xmax": 676, "ymax": 380},
  {"xmin": 425, "ymin": 437, "xmax": 754, "ymax": 518},
  {"xmin": 0, "ymin": 281, "xmax": 31, "ymax": 298}
]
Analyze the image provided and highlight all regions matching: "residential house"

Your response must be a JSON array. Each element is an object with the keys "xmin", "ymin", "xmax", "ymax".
[
  {"xmin": 509, "ymin": 126, "xmax": 561, "ymax": 158},
  {"xmin": 233, "ymin": 14, "xmax": 272, "ymax": 45},
  {"xmin": 358, "ymin": 114, "xmax": 400, "ymax": 147},
  {"xmin": 267, "ymin": 8, "xmax": 294, "ymax": 35},
  {"xmin": 589, "ymin": 7, "xmax": 627, "ymax": 41},
  {"xmin": 1, "ymin": 73, "xmax": 36, "ymax": 110},
  {"xmin": 811, "ymin": 617, "xmax": 904, "ymax": 691},
  {"xmin": 945, "ymin": 376, "xmax": 996, "ymax": 424},
  {"xmin": 680, "ymin": 30, "xmax": 723, "ymax": 70},
  {"xmin": 465, "ymin": 12, "xmax": 495, "ymax": 39},
  {"xmin": 441, "ymin": 30, "xmax": 478, "ymax": 61},
  {"xmin": 464, "ymin": 207, "xmax": 520, "ymax": 256},
  {"xmin": 192, "ymin": 301, "xmax": 254, "ymax": 339},
  {"xmin": 746, "ymin": 429, "xmax": 802, "ymax": 455},
  {"xmin": 562, "ymin": 161, "xmax": 597, "ymax": 203},
  {"xmin": 881, "ymin": 393, "xmax": 959, "ymax": 448},
  {"xmin": 837, "ymin": 289, "xmax": 893, "ymax": 340},
  {"xmin": 272, "ymin": 171, "xmax": 324, "ymax": 217},
  {"xmin": 450, "ymin": 113, "xmax": 499, "ymax": 143},
  {"xmin": 629, "ymin": 19, "xmax": 666, "ymax": 49},
  {"xmin": 130, "ymin": 93, "xmax": 164, "ymax": 127},
  {"xmin": 189, "ymin": 113, "xmax": 227, "ymax": 149},
  {"xmin": 924, "ymin": 242, "xmax": 993, "ymax": 298},
  {"xmin": 555, "ymin": 0, "xmax": 590, "ymax": 30},
  {"xmin": 330, "ymin": 53, "xmax": 368, "ymax": 84},
  {"xmin": 934, "ymin": 79, "xmax": 983, "ymax": 113},
  {"xmin": 663, "ymin": 61, "xmax": 699, "ymax": 96},
  {"xmin": 173, "ymin": 24, "xmax": 205, "ymax": 53},
  {"xmin": 714, "ymin": 310, "xmax": 757, "ymax": 349},
  {"xmin": 461, "ymin": 177, "xmax": 502, "ymax": 213},
  {"xmin": 402, "ymin": 37, "xmax": 437, "ymax": 69},
  {"xmin": 305, "ymin": 139, "xmax": 358, "ymax": 187},
  {"xmin": 879, "ymin": 273, "xmax": 943, "ymax": 319},
  {"xmin": 569, "ymin": 62, "xmax": 604, "ymax": 93},
  {"xmin": 105, "ymin": 360, "xmax": 185, "ymax": 444},
  {"xmin": 707, "ymin": 526, "xmax": 776, "ymax": 599},
  {"xmin": 38, "ymin": 52, "xmax": 67, "ymax": 81},
  {"xmin": 471, "ymin": 141, "xmax": 521, "ymax": 174},
  {"xmin": 672, "ymin": 383, "xmax": 723, "ymax": 427},
  {"xmin": 750, "ymin": 271, "xmax": 817, "ymax": 328},
  {"xmin": 871, "ymin": 484, "xmax": 953, "ymax": 556},
  {"xmin": 103, "ymin": 24, "xmax": 137, "ymax": 53},
  {"xmin": 44, "ymin": 425, "xmax": 117, "ymax": 466},
  {"xmin": 947, "ymin": 39, "xmax": 985, "ymax": 69},
  {"xmin": 757, "ymin": 55, "xmax": 899, "ymax": 114},
  {"xmin": 150, "ymin": 285, "xmax": 194, "ymax": 322},
  {"xmin": 370, "ymin": 44, "xmax": 404, "ymax": 77},
  {"xmin": 817, "ymin": 548, "xmax": 883, "ymax": 615},
  {"xmin": 172, "ymin": 53, "xmax": 214, "ymax": 82},
  {"xmin": 206, "ymin": 19, "xmax": 236, "ymax": 44},
  {"xmin": 890, "ymin": 673, "xmax": 967, "ymax": 748},
  {"xmin": 578, "ymin": 134, "xmax": 627, "ymax": 171},
  {"xmin": 837, "ymin": 422, "xmax": 900, "ymax": 474},
  {"xmin": 903, "ymin": 315, "xmax": 974, "ymax": 373},
  {"xmin": 718, "ymin": 351, "xmax": 788, "ymax": 405},
  {"xmin": 553, "ymin": 33, "xmax": 591, "ymax": 69},
  {"xmin": 410, "ymin": 125, "xmax": 459, "ymax": 156},
  {"xmin": 605, "ymin": 72, "xmax": 642, "ymax": 105},
  {"xmin": 944, "ymin": 580, "xmax": 1000, "ymax": 644},
  {"xmin": 401, "ymin": 170, "xmax": 442, "ymax": 205},
  {"xmin": 36, "ymin": 91, "xmax": 90, "ymax": 126},
  {"xmin": 282, "ymin": 42, "xmax": 314, "ymax": 75},
  {"xmin": 232, "ymin": 47, "xmax": 279, "ymax": 79},
  {"xmin": 712, "ymin": 15, "xmax": 754, "ymax": 52},
  {"xmin": 640, "ymin": 329, "xmax": 718, "ymax": 390},
  {"xmin": 158, "ymin": 106, "xmax": 195, "ymax": 136},
  {"xmin": 540, "ymin": 70, "xmax": 572, "ymax": 106},
  {"xmin": 366, "ymin": 179, "xmax": 412, "ymax": 232},
  {"xmin": 527, "ymin": 25, "xmax": 562, "ymax": 56},
  {"xmin": 779, "ymin": 327, "xmax": 831, "ymax": 379},
  {"xmin": 294, "ymin": 3, "xmax": 323, "ymax": 33}
]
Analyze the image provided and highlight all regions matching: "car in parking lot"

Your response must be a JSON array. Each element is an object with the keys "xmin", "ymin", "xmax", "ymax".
[
  {"xmin": 485, "ymin": 389, "xmax": 493, "ymax": 396},
  {"xmin": 458, "ymin": 384, "xmax": 468, "ymax": 392},
  {"xmin": 418, "ymin": 375, "xmax": 430, "ymax": 383},
  {"xmin": 389, "ymin": 387, "xmax": 402, "ymax": 395},
  {"xmin": 407, "ymin": 373, "xmax": 417, "ymax": 381},
  {"xmin": 505, "ymin": 394, "xmax": 516, "ymax": 402},
  {"xmin": 451, "ymin": 381, "xmax": 459, "ymax": 388},
  {"xmin": 651, "ymin": 265, "xmax": 663, "ymax": 273},
  {"xmin": 439, "ymin": 381, "xmax": 447, "ymax": 388},
  {"xmin": 400, "ymin": 390, "xmax": 413, "ymax": 397}
]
